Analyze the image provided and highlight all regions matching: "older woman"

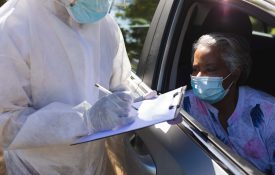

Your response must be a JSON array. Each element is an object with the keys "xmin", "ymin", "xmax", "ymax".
[{"xmin": 183, "ymin": 33, "xmax": 275, "ymax": 174}]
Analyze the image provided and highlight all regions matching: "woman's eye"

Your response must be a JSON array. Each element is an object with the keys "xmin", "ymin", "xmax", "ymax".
[
  {"xmin": 192, "ymin": 67, "xmax": 198, "ymax": 73},
  {"xmin": 192, "ymin": 70, "xmax": 198, "ymax": 75}
]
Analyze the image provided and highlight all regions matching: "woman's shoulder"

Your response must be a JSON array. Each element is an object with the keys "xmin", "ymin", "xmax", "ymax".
[
  {"xmin": 184, "ymin": 89, "xmax": 198, "ymax": 103},
  {"xmin": 184, "ymin": 89, "xmax": 195, "ymax": 97},
  {"xmin": 240, "ymin": 86, "xmax": 275, "ymax": 108}
]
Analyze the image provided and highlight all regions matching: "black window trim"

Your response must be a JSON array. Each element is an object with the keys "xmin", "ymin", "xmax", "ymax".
[{"xmin": 178, "ymin": 109, "xmax": 265, "ymax": 175}]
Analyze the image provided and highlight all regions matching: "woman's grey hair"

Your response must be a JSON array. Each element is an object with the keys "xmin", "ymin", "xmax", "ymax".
[{"xmin": 192, "ymin": 33, "xmax": 252, "ymax": 85}]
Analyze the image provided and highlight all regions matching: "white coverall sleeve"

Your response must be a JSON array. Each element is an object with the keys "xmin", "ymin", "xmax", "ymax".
[
  {"xmin": 0, "ymin": 33, "xmax": 89, "ymax": 150},
  {"xmin": 106, "ymin": 16, "xmax": 153, "ymax": 100},
  {"xmin": 109, "ymin": 19, "xmax": 132, "ymax": 90}
]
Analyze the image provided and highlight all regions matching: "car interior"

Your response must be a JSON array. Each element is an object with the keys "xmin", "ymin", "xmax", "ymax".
[
  {"xmin": 163, "ymin": 1, "xmax": 275, "ymax": 173},
  {"xmin": 175, "ymin": 2, "xmax": 275, "ymax": 97}
]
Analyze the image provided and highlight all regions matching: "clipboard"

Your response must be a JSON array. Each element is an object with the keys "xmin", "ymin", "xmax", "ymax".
[{"xmin": 72, "ymin": 86, "xmax": 186, "ymax": 145}]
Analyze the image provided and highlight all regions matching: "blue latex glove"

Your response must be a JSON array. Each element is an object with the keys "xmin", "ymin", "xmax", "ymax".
[{"xmin": 134, "ymin": 90, "xmax": 158, "ymax": 102}]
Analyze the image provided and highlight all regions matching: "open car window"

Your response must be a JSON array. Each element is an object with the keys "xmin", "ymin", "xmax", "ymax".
[{"xmin": 160, "ymin": 1, "xmax": 275, "ymax": 174}]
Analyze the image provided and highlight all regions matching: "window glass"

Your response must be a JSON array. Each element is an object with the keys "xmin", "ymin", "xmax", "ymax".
[
  {"xmin": 249, "ymin": 16, "xmax": 275, "ymax": 35},
  {"xmin": 110, "ymin": 0, "xmax": 159, "ymax": 72}
]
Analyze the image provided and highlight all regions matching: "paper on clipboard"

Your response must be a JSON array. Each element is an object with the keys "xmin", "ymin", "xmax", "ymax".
[{"xmin": 72, "ymin": 86, "xmax": 186, "ymax": 145}]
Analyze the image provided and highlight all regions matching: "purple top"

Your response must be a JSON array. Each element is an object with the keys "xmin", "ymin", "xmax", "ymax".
[{"xmin": 183, "ymin": 86, "xmax": 275, "ymax": 174}]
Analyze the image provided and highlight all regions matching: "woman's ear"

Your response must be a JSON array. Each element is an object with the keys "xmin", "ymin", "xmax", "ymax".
[{"xmin": 233, "ymin": 67, "xmax": 242, "ymax": 83}]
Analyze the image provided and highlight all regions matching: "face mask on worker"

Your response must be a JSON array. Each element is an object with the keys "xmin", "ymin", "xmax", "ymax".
[
  {"xmin": 191, "ymin": 72, "xmax": 233, "ymax": 104},
  {"xmin": 64, "ymin": 0, "xmax": 113, "ymax": 24}
]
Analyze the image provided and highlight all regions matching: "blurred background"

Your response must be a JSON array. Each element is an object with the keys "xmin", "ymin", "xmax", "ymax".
[{"xmin": 110, "ymin": 0, "xmax": 159, "ymax": 72}]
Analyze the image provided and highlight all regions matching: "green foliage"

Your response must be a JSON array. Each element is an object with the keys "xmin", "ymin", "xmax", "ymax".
[
  {"xmin": 250, "ymin": 16, "xmax": 275, "ymax": 36},
  {"xmin": 0, "ymin": 0, "xmax": 6, "ymax": 6},
  {"xmin": 115, "ymin": 0, "xmax": 159, "ymax": 71}
]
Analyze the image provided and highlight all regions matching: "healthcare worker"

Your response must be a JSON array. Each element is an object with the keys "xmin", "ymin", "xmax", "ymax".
[{"xmin": 0, "ymin": 0, "xmax": 136, "ymax": 174}]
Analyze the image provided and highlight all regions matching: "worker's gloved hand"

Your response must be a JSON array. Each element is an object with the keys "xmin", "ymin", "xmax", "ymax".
[
  {"xmin": 134, "ymin": 90, "xmax": 158, "ymax": 103},
  {"xmin": 85, "ymin": 89, "xmax": 135, "ymax": 134}
]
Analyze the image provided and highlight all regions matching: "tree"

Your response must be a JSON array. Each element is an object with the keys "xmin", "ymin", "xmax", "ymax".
[
  {"xmin": 0, "ymin": 0, "xmax": 5, "ymax": 6},
  {"xmin": 114, "ymin": 0, "xmax": 159, "ymax": 71}
]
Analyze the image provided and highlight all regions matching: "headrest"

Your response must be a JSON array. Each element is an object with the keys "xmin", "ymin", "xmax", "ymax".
[{"xmin": 202, "ymin": 6, "xmax": 252, "ymax": 42}]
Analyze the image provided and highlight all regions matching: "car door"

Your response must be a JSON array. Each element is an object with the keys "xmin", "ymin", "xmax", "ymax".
[{"xmin": 109, "ymin": 0, "xmax": 274, "ymax": 174}]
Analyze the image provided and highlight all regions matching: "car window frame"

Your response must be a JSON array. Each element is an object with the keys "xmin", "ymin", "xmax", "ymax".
[{"xmin": 137, "ymin": 0, "xmax": 274, "ymax": 174}]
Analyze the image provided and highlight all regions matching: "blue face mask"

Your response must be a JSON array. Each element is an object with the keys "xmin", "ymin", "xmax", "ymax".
[
  {"xmin": 191, "ymin": 73, "xmax": 233, "ymax": 104},
  {"xmin": 66, "ymin": 0, "xmax": 113, "ymax": 24}
]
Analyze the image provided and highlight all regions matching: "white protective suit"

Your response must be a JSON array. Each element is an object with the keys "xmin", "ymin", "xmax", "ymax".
[{"xmin": 0, "ymin": 0, "xmax": 132, "ymax": 174}]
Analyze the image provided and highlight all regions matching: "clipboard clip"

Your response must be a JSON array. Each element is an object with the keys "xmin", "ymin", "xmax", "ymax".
[
  {"xmin": 169, "ymin": 104, "xmax": 180, "ymax": 110},
  {"xmin": 168, "ymin": 88, "xmax": 184, "ymax": 110}
]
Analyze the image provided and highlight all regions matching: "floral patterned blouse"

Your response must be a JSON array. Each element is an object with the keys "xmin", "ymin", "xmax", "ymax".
[{"xmin": 183, "ymin": 86, "xmax": 275, "ymax": 174}]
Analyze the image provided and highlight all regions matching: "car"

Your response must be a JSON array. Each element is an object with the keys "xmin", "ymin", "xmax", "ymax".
[{"xmin": 108, "ymin": 0, "xmax": 275, "ymax": 175}]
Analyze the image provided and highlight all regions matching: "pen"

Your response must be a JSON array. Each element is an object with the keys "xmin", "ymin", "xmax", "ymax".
[
  {"xmin": 95, "ymin": 83, "xmax": 112, "ymax": 95},
  {"xmin": 95, "ymin": 83, "xmax": 138, "ymax": 110}
]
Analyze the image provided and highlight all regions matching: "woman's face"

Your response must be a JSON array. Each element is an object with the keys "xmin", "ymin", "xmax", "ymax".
[{"xmin": 192, "ymin": 46, "xmax": 231, "ymax": 78}]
